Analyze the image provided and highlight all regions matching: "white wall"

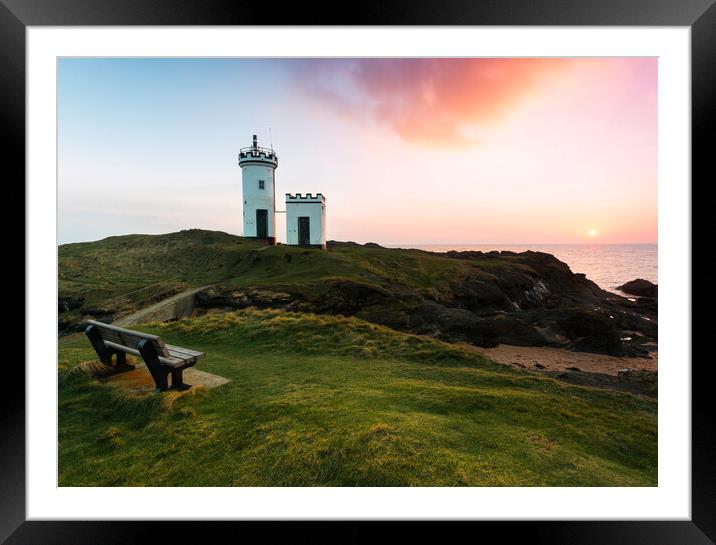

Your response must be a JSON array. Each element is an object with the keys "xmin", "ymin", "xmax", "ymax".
[
  {"xmin": 241, "ymin": 161, "xmax": 276, "ymax": 237},
  {"xmin": 286, "ymin": 197, "xmax": 326, "ymax": 248}
]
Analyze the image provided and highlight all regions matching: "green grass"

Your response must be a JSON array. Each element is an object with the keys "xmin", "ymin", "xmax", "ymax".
[
  {"xmin": 227, "ymin": 243, "xmax": 472, "ymax": 288},
  {"xmin": 58, "ymin": 309, "xmax": 657, "ymax": 486},
  {"xmin": 59, "ymin": 229, "xmax": 536, "ymax": 310},
  {"xmin": 59, "ymin": 229, "xmax": 266, "ymax": 306}
]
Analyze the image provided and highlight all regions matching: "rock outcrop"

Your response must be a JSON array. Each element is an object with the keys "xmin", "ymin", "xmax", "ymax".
[
  {"xmin": 617, "ymin": 279, "xmax": 658, "ymax": 298},
  {"xmin": 195, "ymin": 250, "xmax": 657, "ymax": 357},
  {"xmin": 58, "ymin": 231, "xmax": 657, "ymax": 355}
]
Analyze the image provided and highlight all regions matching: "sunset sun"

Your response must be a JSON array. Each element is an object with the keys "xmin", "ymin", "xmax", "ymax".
[{"xmin": 587, "ymin": 228, "xmax": 600, "ymax": 238}]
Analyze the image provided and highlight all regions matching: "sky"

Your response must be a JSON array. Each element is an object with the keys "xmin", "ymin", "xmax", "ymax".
[{"xmin": 58, "ymin": 57, "xmax": 657, "ymax": 245}]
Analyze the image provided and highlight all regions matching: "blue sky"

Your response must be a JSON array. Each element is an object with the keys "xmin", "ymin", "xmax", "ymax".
[
  {"xmin": 58, "ymin": 58, "xmax": 369, "ymax": 244},
  {"xmin": 58, "ymin": 58, "xmax": 657, "ymax": 245}
]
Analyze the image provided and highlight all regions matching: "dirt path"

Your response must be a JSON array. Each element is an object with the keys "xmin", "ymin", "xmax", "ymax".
[
  {"xmin": 476, "ymin": 344, "xmax": 657, "ymax": 376},
  {"xmin": 112, "ymin": 286, "xmax": 209, "ymax": 328}
]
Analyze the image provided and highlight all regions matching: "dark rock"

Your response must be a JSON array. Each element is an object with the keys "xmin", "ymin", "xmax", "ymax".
[
  {"xmin": 58, "ymin": 295, "xmax": 84, "ymax": 313},
  {"xmin": 617, "ymin": 279, "xmax": 657, "ymax": 298},
  {"xmin": 192, "ymin": 248, "xmax": 656, "ymax": 357},
  {"xmin": 197, "ymin": 287, "xmax": 296, "ymax": 309},
  {"xmin": 58, "ymin": 317, "xmax": 86, "ymax": 335},
  {"xmin": 473, "ymin": 315, "xmax": 547, "ymax": 347},
  {"xmin": 312, "ymin": 279, "xmax": 397, "ymax": 315},
  {"xmin": 450, "ymin": 275, "xmax": 507, "ymax": 310},
  {"xmin": 195, "ymin": 288, "xmax": 241, "ymax": 308},
  {"xmin": 553, "ymin": 308, "xmax": 624, "ymax": 355},
  {"xmin": 532, "ymin": 324, "xmax": 569, "ymax": 345},
  {"xmin": 85, "ymin": 307, "xmax": 113, "ymax": 317},
  {"xmin": 246, "ymin": 288, "xmax": 294, "ymax": 306}
]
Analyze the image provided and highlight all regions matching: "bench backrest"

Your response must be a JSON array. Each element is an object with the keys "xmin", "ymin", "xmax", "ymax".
[{"xmin": 87, "ymin": 320, "xmax": 170, "ymax": 357}]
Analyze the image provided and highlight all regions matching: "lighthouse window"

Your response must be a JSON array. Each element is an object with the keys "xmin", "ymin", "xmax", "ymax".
[{"xmin": 258, "ymin": 180, "xmax": 265, "ymax": 190}]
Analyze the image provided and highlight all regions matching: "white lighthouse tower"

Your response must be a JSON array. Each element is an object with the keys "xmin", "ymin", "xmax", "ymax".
[{"xmin": 239, "ymin": 134, "xmax": 278, "ymax": 244}]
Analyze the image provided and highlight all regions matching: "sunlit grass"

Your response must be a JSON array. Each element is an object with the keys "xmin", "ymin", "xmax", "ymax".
[
  {"xmin": 59, "ymin": 229, "xmax": 536, "ymax": 312},
  {"xmin": 58, "ymin": 309, "xmax": 657, "ymax": 487}
]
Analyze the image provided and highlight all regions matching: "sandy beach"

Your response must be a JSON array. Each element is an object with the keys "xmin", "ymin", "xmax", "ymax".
[{"xmin": 476, "ymin": 344, "xmax": 658, "ymax": 376}]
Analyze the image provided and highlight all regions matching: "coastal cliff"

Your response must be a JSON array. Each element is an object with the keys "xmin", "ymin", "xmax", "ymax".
[
  {"xmin": 59, "ymin": 230, "xmax": 657, "ymax": 357},
  {"xmin": 196, "ymin": 245, "xmax": 656, "ymax": 356}
]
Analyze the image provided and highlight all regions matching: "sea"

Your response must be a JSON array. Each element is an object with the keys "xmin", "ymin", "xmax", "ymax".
[{"xmin": 387, "ymin": 244, "xmax": 658, "ymax": 295}]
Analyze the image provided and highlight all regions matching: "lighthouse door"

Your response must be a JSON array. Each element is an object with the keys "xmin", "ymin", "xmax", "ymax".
[
  {"xmin": 256, "ymin": 209, "xmax": 268, "ymax": 239},
  {"xmin": 298, "ymin": 217, "xmax": 311, "ymax": 246}
]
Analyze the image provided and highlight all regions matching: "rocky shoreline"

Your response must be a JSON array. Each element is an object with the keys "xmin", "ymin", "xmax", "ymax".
[
  {"xmin": 195, "ymin": 247, "xmax": 658, "ymax": 358},
  {"xmin": 58, "ymin": 235, "xmax": 658, "ymax": 373}
]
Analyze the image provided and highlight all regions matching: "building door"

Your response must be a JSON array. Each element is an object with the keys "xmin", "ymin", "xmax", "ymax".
[
  {"xmin": 256, "ymin": 209, "xmax": 268, "ymax": 239},
  {"xmin": 298, "ymin": 217, "xmax": 310, "ymax": 246}
]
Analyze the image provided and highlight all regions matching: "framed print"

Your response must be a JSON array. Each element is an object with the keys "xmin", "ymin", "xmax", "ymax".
[{"xmin": 3, "ymin": 0, "xmax": 714, "ymax": 543}]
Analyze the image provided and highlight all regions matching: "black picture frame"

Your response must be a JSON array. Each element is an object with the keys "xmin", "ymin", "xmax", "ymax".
[{"xmin": 2, "ymin": 1, "xmax": 713, "ymax": 543}]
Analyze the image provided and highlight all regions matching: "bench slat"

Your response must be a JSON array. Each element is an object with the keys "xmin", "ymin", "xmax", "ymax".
[
  {"xmin": 103, "ymin": 340, "xmax": 193, "ymax": 369},
  {"xmin": 165, "ymin": 344, "xmax": 205, "ymax": 359},
  {"xmin": 167, "ymin": 349, "xmax": 196, "ymax": 365},
  {"xmin": 87, "ymin": 320, "xmax": 161, "ymax": 341},
  {"xmin": 88, "ymin": 320, "xmax": 170, "ymax": 357},
  {"xmin": 169, "ymin": 349, "xmax": 199, "ymax": 361}
]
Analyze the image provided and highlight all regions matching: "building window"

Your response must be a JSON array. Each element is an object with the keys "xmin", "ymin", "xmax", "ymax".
[{"xmin": 258, "ymin": 180, "xmax": 265, "ymax": 190}]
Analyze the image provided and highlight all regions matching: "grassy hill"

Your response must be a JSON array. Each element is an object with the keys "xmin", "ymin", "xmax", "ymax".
[
  {"xmin": 59, "ymin": 229, "xmax": 489, "ymax": 307},
  {"xmin": 58, "ymin": 309, "xmax": 657, "ymax": 486},
  {"xmin": 59, "ymin": 230, "xmax": 265, "ymax": 307},
  {"xmin": 59, "ymin": 229, "xmax": 656, "ymax": 356}
]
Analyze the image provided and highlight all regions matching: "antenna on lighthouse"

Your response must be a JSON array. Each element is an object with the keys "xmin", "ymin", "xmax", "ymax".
[
  {"xmin": 252, "ymin": 134, "xmax": 258, "ymax": 150},
  {"xmin": 269, "ymin": 127, "xmax": 273, "ymax": 149}
]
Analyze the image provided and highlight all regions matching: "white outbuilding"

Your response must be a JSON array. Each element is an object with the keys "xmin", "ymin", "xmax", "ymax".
[
  {"xmin": 239, "ymin": 135, "xmax": 278, "ymax": 244},
  {"xmin": 285, "ymin": 193, "xmax": 326, "ymax": 250}
]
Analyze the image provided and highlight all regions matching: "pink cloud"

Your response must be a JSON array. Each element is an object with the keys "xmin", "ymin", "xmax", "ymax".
[
  {"xmin": 291, "ymin": 58, "xmax": 655, "ymax": 149},
  {"xmin": 354, "ymin": 59, "xmax": 573, "ymax": 146},
  {"xmin": 293, "ymin": 58, "xmax": 572, "ymax": 146}
]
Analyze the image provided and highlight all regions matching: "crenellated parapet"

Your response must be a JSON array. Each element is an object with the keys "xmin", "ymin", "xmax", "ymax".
[
  {"xmin": 238, "ymin": 148, "xmax": 278, "ymax": 167},
  {"xmin": 286, "ymin": 193, "xmax": 325, "ymax": 203}
]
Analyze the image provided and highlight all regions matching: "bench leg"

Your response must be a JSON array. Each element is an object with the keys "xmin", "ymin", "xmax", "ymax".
[
  {"xmin": 85, "ymin": 324, "xmax": 112, "ymax": 365},
  {"xmin": 170, "ymin": 369, "xmax": 190, "ymax": 391},
  {"xmin": 155, "ymin": 369, "xmax": 170, "ymax": 392},
  {"xmin": 137, "ymin": 339, "xmax": 171, "ymax": 392},
  {"xmin": 113, "ymin": 351, "xmax": 135, "ymax": 372}
]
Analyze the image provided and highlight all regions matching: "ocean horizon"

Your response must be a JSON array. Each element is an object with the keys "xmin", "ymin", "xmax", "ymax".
[{"xmin": 385, "ymin": 243, "xmax": 658, "ymax": 294}]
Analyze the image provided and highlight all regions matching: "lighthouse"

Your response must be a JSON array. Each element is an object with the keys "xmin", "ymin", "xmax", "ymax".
[{"xmin": 239, "ymin": 134, "xmax": 278, "ymax": 244}]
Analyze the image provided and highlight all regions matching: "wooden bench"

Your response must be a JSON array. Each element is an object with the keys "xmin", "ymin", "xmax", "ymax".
[{"xmin": 84, "ymin": 320, "xmax": 205, "ymax": 391}]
